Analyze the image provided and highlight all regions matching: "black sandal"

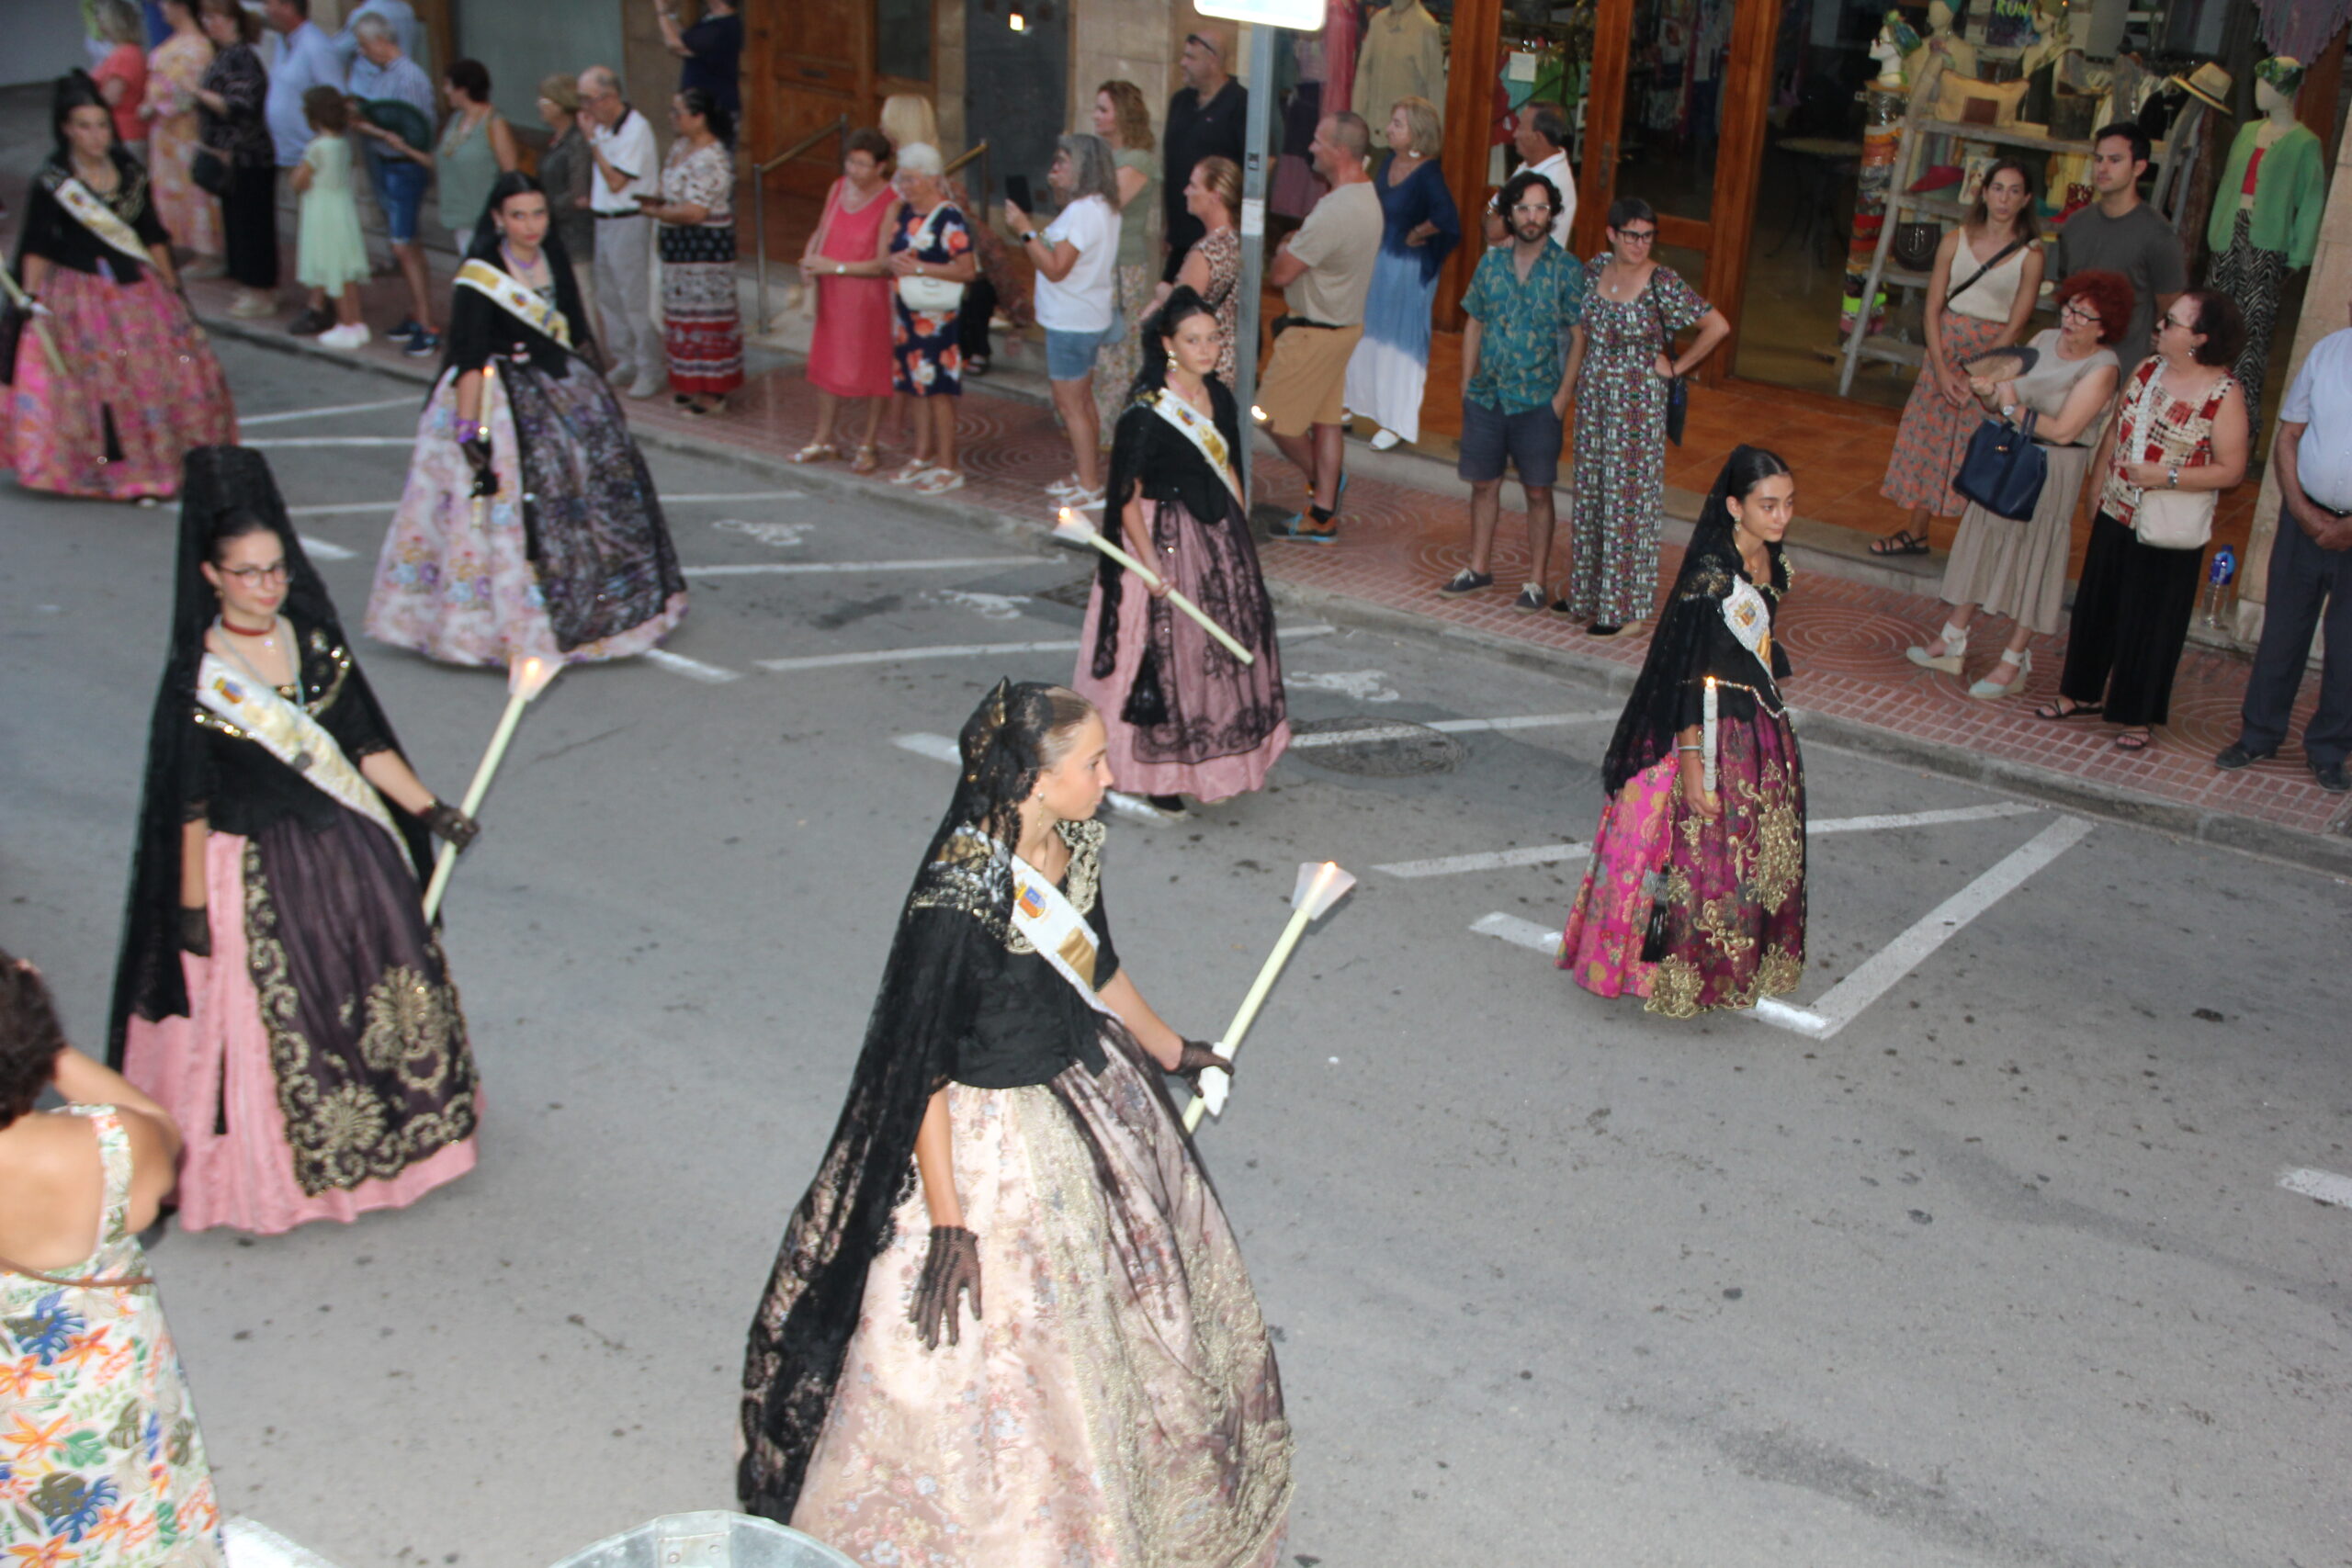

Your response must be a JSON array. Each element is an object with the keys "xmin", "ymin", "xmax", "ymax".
[
  {"xmin": 1871, "ymin": 528, "xmax": 1931, "ymax": 557},
  {"xmin": 2034, "ymin": 697, "xmax": 2104, "ymax": 721}
]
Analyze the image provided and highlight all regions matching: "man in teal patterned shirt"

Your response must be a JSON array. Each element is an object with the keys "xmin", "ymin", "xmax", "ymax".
[{"xmin": 1442, "ymin": 169, "xmax": 1586, "ymax": 610}]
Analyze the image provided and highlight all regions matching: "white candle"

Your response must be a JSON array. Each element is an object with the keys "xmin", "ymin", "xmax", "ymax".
[
  {"xmin": 1702, "ymin": 676, "xmax": 1719, "ymax": 796},
  {"xmin": 421, "ymin": 656, "xmax": 560, "ymax": 921},
  {"xmin": 1184, "ymin": 861, "xmax": 1353, "ymax": 1132}
]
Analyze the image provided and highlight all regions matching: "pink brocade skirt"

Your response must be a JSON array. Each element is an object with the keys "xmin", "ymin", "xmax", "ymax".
[
  {"xmin": 4, "ymin": 265, "xmax": 237, "ymax": 499},
  {"xmin": 790, "ymin": 1032, "xmax": 1293, "ymax": 1567},
  {"xmin": 1560, "ymin": 711, "xmax": 1808, "ymax": 1019},
  {"xmin": 121, "ymin": 826, "xmax": 477, "ymax": 1235}
]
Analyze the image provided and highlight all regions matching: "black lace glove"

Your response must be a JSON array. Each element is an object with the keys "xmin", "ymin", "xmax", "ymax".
[
  {"xmin": 421, "ymin": 799, "xmax": 480, "ymax": 850},
  {"xmin": 910, "ymin": 1224, "xmax": 982, "ymax": 1351},
  {"xmin": 1172, "ymin": 1038, "xmax": 1233, "ymax": 1091},
  {"xmin": 459, "ymin": 434, "xmax": 496, "ymax": 497},
  {"xmin": 177, "ymin": 907, "xmax": 211, "ymax": 957}
]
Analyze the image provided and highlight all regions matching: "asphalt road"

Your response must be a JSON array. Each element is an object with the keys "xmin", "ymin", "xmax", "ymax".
[{"xmin": 3, "ymin": 339, "xmax": 2346, "ymax": 1568}]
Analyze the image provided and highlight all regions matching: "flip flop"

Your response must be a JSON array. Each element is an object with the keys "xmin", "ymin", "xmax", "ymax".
[
  {"xmin": 2113, "ymin": 729, "xmax": 2154, "ymax": 751},
  {"xmin": 2034, "ymin": 697, "xmax": 2104, "ymax": 720}
]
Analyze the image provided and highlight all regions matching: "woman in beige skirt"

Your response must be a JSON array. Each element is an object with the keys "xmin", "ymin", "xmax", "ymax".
[{"xmin": 1906, "ymin": 269, "xmax": 2130, "ymax": 698}]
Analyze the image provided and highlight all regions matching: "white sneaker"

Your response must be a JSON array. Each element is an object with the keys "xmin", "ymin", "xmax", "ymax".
[
  {"xmin": 628, "ymin": 372, "xmax": 664, "ymax": 400},
  {"xmin": 1369, "ymin": 429, "xmax": 1402, "ymax": 451},
  {"xmin": 319, "ymin": 322, "xmax": 371, "ymax": 351},
  {"xmin": 606, "ymin": 361, "xmax": 638, "ymax": 387}
]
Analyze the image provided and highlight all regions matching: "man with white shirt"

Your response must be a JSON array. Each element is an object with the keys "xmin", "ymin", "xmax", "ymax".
[
  {"xmin": 1482, "ymin": 102, "xmax": 1576, "ymax": 251},
  {"xmin": 581, "ymin": 65, "xmax": 664, "ymax": 399},
  {"xmin": 331, "ymin": 0, "xmax": 423, "ymax": 71},
  {"xmin": 2216, "ymin": 298, "xmax": 2352, "ymax": 793}
]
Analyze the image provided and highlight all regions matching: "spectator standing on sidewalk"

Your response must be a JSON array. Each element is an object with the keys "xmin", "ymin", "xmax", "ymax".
[
  {"xmin": 1555, "ymin": 197, "xmax": 1730, "ymax": 637},
  {"xmin": 535, "ymin": 74, "xmax": 600, "ymax": 359},
  {"xmin": 0, "ymin": 953, "xmax": 224, "ymax": 1568},
  {"xmin": 1440, "ymin": 170, "xmax": 1582, "ymax": 611},
  {"xmin": 2053, "ymin": 123, "xmax": 2185, "ymax": 376},
  {"xmin": 1345, "ymin": 95, "xmax": 1460, "ymax": 451},
  {"xmin": 192, "ymin": 0, "xmax": 275, "ymax": 319},
  {"xmin": 793, "ymin": 128, "xmax": 899, "ymax": 472},
  {"xmin": 581, "ymin": 65, "xmax": 666, "ymax": 400},
  {"xmin": 1155, "ymin": 154, "xmax": 1243, "ymax": 385},
  {"xmin": 89, "ymin": 0, "xmax": 150, "ymax": 163},
  {"xmin": 261, "ymin": 0, "xmax": 342, "ymax": 319},
  {"xmin": 142, "ymin": 0, "xmax": 222, "ymax": 271},
  {"xmin": 432, "ymin": 59, "xmax": 518, "ymax": 255},
  {"xmin": 1005, "ymin": 133, "xmax": 1122, "ymax": 510},
  {"xmin": 648, "ymin": 87, "xmax": 744, "ymax": 417},
  {"xmin": 1263, "ymin": 112, "xmax": 1383, "ymax": 547},
  {"xmin": 1161, "ymin": 25, "xmax": 1245, "ymax": 283},
  {"xmin": 291, "ymin": 86, "xmax": 371, "ymax": 350},
  {"xmin": 330, "ymin": 0, "xmax": 421, "ymax": 71},
  {"xmin": 654, "ymin": 0, "xmax": 741, "ymax": 119},
  {"xmin": 2217, "ymin": 299, "xmax": 2352, "ymax": 793},
  {"xmin": 345, "ymin": 14, "xmax": 442, "ymax": 356},
  {"xmin": 1090, "ymin": 80, "xmax": 1162, "ymax": 451},
  {"xmin": 1480, "ymin": 101, "xmax": 1574, "ymax": 250}
]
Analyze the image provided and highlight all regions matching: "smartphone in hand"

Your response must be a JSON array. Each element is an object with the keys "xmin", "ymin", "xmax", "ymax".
[{"xmin": 1005, "ymin": 174, "xmax": 1033, "ymax": 216}]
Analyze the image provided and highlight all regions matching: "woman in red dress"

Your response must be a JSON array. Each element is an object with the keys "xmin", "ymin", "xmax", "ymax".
[{"xmin": 793, "ymin": 128, "xmax": 899, "ymax": 474}]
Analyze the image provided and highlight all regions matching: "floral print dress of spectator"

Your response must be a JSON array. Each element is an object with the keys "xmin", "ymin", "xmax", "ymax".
[
  {"xmin": 889, "ymin": 199, "xmax": 972, "ymax": 397},
  {"xmin": 1563, "ymin": 257, "xmax": 1713, "ymax": 626},
  {"xmin": 0, "ymin": 1107, "xmax": 224, "ymax": 1565}
]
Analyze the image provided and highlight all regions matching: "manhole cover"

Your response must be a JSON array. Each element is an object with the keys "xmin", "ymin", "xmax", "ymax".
[
  {"xmin": 1289, "ymin": 715, "xmax": 1464, "ymax": 776},
  {"xmin": 1035, "ymin": 574, "xmax": 1097, "ymax": 609}
]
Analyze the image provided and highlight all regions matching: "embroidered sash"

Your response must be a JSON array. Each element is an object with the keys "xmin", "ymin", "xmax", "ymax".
[
  {"xmin": 1150, "ymin": 388, "xmax": 1245, "ymax": 504},
  {"xmin": 1007, "ymin": 849, "xmax": 1117, "ymax": 1017},
  {"xmin": 195, "ymin": 652, "xmax": 400, "ymax": 840},
  {"xmin": 1720, "ymin": 575, "xmax": 1781, "ymax": 690},
  {"xmin": 455, "ymin": 257, "xmax": 572, "ymax": 348},
  {"xmin": 50, "ymin": 172, "xmax": 153, "ymax": 267}
]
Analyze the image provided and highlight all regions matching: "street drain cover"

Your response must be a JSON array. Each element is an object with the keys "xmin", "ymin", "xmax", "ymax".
[
  {"xmin": 1289, "ymin": 715, "xmax": 1464, "ymax": 776},
  {"xmin": 1035, "ymin": 575, "xmax": 1097, "ymax": 609}
]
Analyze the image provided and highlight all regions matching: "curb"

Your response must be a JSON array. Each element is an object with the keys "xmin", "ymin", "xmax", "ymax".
[{"xmin": 201, "ymin": 311, "xmax": 2352, "ymax": 880}]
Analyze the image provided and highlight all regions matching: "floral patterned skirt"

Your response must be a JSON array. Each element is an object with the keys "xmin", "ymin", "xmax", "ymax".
[
  {"xmin": 1879, "ymin": 313, "xmax": 2007, "ymax": 516},
  {"xmin": 790, "ymin": 1026, "xmax": 1293, "ymax": 1568},
  {"xmin": 891, "ymin": 292, "xmax": 963, "ymax": 398},
  {"xmin": 120, "ymin": 813, "xmax": 479, "ymax": 1235},
  {"xmin": 366, "ymin": 356, "xmax": 688, "ymax": 666},
  {"xmin": 1560, "ymin": 710, "xmax": 1807, "ymax": 1018},
  {"xmin": 4, "ymin": 265, "xmax": 237, "ymax": 499}
]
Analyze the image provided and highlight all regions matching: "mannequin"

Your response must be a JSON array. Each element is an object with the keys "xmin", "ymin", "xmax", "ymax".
[
  {"xmin": 1906, "ymin": 2, "xmax": 1977, "ymax": 89},
  {"xmin": 1870, "ymin": 14, "xmax": 1916, "ymax": 91},
  {"xmin": 1355, "ymin": 0, "xmax": 1446, "ymax": 137},
  {"xmin": 2207, "ymin": 57, "xmax": 2326, "ymax": 431},
  {"xmin": 2018, "ymin": 0, "xmax": 2071, "ymax": 83}
]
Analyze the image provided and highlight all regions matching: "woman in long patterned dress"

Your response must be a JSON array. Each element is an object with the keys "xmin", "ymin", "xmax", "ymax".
[
  {"xmin": 367, "ymin": 175, "xmax": 688, "ymax": 668},
  {"xmin": 1075, "ymin": 288, "xmax": 1289, "ymax": 809},
  {"xmin": 1871, "ymin": 159, "xmax": 2041, "ymax": 558},
  {"xmin": 141, "ymin": 0, "xmax": 222, "ymax": 265},
  {"xmin": 191, "ymin": 0, "xmax": 274, "ymax": 320},
  {"xmin": 648, "ymin": 88, "xmax": 742, "ymax": 416},
  {"xmin": 883, "ymin": 142, "xmax": 976, "ymax": 495},
  {"xmin": 1342, "ymin": 96, "xmax": 1459, "ymax": 449},
  {"xmin": 794, "ymin": 128, "xmax": 899, "ymax": 472},
  {"xmin": 740, "ymin": 681, "xmax": 1293, "ymax": 1567},
  {"xmin": 1559, "ymin": 446, "xmax": 1806, "ymax": 1019},
  {"xmin": 6, "ymin": 73, "xmax": 236, "ymax": 502},
  {"xmin": 112, "ymin": 446, "xmax": 484, "ymax": 1235},
  {"xmin": 1558, "ymin": 197, "xmax": 1731, "ymax": 637},
  {"xmin": 1090, "ymin": 80, "xmax": 1160, "ymax": 448},
  {"xmin": 2, "ymin": 954, "xmax": 223, "ymax": 1564}
]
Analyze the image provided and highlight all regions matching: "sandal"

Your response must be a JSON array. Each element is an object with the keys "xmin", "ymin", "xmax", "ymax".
[
  {"xmin": 2113, "ymin": 728, "xmax": 2154, "ymax": 751},
  {"xmin": 913, "ymin": 468, "xmax": 967, "ymax": 496},
  {"xmin": 888, "ymin": 457, "xmax": 936, "ymax": 486},
  {"xmin": 1871, "ymin": 528, "xmax": 1931, "ymax": 557},
  {"xmin": 2034, "ymin": 697, "xmax": 2104, "ymax": 721},
  {"xmin": 789, "ymin": 442, "xmax": 841, "ymax": 465},
  {"xmin": 851, "ymin": 444, "xmax": 882, "ymax": 475}
]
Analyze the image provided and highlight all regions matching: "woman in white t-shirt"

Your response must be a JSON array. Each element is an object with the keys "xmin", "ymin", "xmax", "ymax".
[{"xmin": 1005, "ymin": 132, "xmax": 1122, "ymax": 507}]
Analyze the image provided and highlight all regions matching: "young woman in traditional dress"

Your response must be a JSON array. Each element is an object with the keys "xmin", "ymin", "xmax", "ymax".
[
  {"xmin": 111, "ymin": 446, "xmax": 483, "ymax": 1235},
  {"xmin": 366, "ymin": 173, "xmax": 688, "ymax": 668},
  {"xmin": 1074, "ymin": 288, "xmax": 1289, "ymax": 812},
  {"xmin": 6, "ymin": 72, "xmax": 236, "ymax": 502},
  {"xmin": 1559, "ymin": 446, "xmax": 1808, "ymax": 1019},
  {"xmin": 740, "ymin": 681, "xmax": 1294, "ymax": 1567}
]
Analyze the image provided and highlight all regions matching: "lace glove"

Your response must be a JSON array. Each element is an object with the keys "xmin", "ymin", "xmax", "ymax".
[
  {"xmin": 421, "ymin": 799, "xmax": 480, "ymax": 850},
  {"xmin": 455, "ymin": 420, "xmax": 496, "ymax": 497},
  {"xmin": 909, "ymin": 1224, "xmax": 982, "ymax": 1351},
  {"xmin": 177, "ymin": 907, "xmax": 211, "ymax": 957},
  {"xmin": 1172, "ymin": 1038, "xmax": 1233, "ymax": 1091}
]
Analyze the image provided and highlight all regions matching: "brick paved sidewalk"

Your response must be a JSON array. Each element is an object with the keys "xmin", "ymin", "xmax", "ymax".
[{"xmin": 179, "ymin": 262, "xmax": 2352, "ymax": 867}]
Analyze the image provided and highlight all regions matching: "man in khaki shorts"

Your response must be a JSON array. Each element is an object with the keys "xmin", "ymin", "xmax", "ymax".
[{"xmin": 1263, "ymin": 113, "xmax": 1382, "ymax": 545}]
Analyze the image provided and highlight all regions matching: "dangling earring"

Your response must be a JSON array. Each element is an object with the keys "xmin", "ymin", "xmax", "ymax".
[{"xmin": 1165, "ymin": 349, "xmax": 1179, "ymax": 371}]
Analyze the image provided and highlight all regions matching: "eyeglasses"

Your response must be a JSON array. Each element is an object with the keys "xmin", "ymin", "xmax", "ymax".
[
  {"xmin": 1614, "ymin": 228, "xmax": 1657, "ymax": 243},
  {"xmin": 220, "ymin": 562, "xmax": 288, "ymax": 585},
  {"xmin": 2159, "ymin": 316, "xmax": 2196, "ymax": 332},
  {"xmin": 1510, "ymin": 203, "xmax": 1555, "ymax": 217},
  {"xmin": 2060, "ymin": 301, "xmax": 2100, "ymax": 323}
]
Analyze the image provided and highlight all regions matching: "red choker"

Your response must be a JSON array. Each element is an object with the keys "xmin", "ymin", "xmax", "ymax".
[{"xmin": 220, "ymin": 619, "xmax": 277, "ymax": 637}]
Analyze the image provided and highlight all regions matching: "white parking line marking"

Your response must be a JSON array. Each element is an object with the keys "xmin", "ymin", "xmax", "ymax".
[
  {"xmin": 242, "ymin": 436, "xmax": 417, "ymax": 448},
  {"xmin": 1296, "ymin": 710, "xmax": 1620, "ymax": 750},
  {"xmin": 1467, "ymin": 816, "xmax": 2088, "ymax": 1038},
  {"xmin": 286, "ymin": 502, "xmax": 401, "ymax": 516},
  {"xmin": 284, "ymin": 491, "xmax": 810, "ymax": 517},
  {"xmin": 295, "ymin": 535, "xmax": 356, "ymax": 560},
  {"xmin": 641, "ymin": 649, "xmax": 742, "ymax": 683},
  {"xmin": 691, "ymin": 557, "xmax": 1031, "ymax": 579},
  {"xmin": 896, "ymin": 733, "xmax": 1177, "ymax": 821},
  {"xmin": 2278, "ymin": 1168, "xmax": 2352, "ymax": 1208},
  {"xmin": 238, "ymin": 396, "xmax": 419, "ymax": 425},
  {"xmin": 755, "ymin": 625, "xmax": 1334, "ymax": 671},
  {"xmin": 1381, "ymin": 803, "xmax": 2044, "ymax": 879}
]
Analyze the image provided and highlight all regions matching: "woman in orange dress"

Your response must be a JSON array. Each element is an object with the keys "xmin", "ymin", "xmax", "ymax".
[{"xmin": 144, "ymin": 0, "xmax": 224, "ymax": 264}]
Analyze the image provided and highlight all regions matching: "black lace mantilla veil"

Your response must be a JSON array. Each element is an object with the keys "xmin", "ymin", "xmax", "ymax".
[
  {"xmin": 739, "ymin": 680, "xmax": 1073, "ymax": 1519},
  {"xmin": 1599, "ymin": 445, "xmax": 1794, "ymax": 795},
  {"xmin": 106, "ymin": 446, "xmax": 430, "ymax": 1067}
]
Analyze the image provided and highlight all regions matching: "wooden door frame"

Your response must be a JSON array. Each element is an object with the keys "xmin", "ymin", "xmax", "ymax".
[{"xmin": 1435, "ymin": 0, "xmax": 1502, "ymax": 333}]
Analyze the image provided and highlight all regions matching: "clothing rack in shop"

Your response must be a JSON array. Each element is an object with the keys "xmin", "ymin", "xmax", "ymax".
[{"xmin": 1835, "ymin": 101, "xmax": 2199, "ymax": 397}]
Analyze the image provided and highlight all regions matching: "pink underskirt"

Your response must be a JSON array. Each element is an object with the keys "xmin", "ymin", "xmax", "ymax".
[{"xmin": 120, "ymin": 829, "xmax": 476, "ymax": 1235}]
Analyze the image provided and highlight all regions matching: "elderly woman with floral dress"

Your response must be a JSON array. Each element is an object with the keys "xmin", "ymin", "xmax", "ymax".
[{"xmin": 884, "ymin": 142, "xmax": 977, "ymax": 496}]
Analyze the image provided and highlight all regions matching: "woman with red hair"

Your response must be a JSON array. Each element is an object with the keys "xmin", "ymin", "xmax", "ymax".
[{"xmin": 1905, "ymin": 268, "xmax": 2130, "ymax": 699}]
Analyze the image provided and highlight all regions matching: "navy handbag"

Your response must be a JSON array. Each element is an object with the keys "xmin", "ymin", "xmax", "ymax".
[{"xmin": 1952, "ymin": 410, "xmax": 2047, "ymax": 522}]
